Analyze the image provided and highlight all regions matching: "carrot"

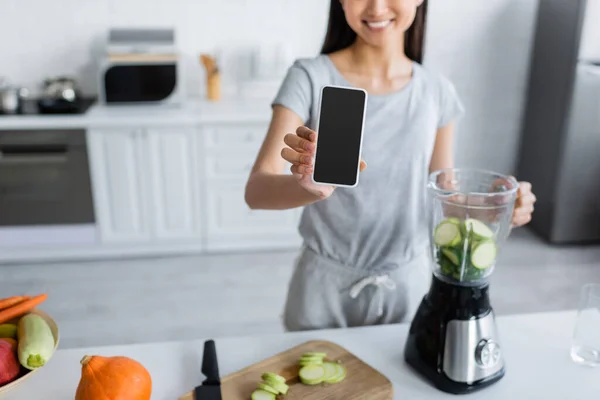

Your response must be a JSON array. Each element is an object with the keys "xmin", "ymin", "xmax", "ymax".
[
  {"xmin": 0, "ymin": 294, "xmax": 48, "ymax": 325},
  {"xmin": 0, "ymin": 296, "xmax": 30, "ymax": 311}
]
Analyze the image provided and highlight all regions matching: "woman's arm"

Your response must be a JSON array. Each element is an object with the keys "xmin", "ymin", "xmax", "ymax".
[
  {"xmin": 429, "ymin": 123, "xmax": 455, "ymax": 173},
  {"xmin": 245, "ymin": 106, "xmax": 323, "ymax": 210}
]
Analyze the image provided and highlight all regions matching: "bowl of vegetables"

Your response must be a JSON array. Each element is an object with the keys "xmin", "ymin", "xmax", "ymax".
[
  {"xmin": 428, "ymin": 168, "xmax": 518, "ymax": 285},
  {"xmin": 0, "ymin": 294, "xmax": 59, "ymax": 394}
]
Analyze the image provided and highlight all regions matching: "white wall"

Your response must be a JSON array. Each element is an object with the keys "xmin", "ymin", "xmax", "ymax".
[{"xmin": 0, "ymin": 0, "xmax": 539, "ymax": 173}]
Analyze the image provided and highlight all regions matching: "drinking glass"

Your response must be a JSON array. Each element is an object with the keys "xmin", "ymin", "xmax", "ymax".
[{"xmin": 571, "ymin": 283, "xmax": 600, "ymax": 366}]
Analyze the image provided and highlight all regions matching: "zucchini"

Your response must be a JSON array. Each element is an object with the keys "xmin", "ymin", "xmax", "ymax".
[
  {"xmin": 299, "ymin": 364, "xmax": 326, "ymax": 385},
  {"xmin": 257, "ymin": 382, "xmax": 279, "ymax": 395},
  {"xmin": 471, "ymin": 240, "xmax": 497, "ymax": 269},
  {"xmin": 17, "ymin": 314, "xmax": 54, "ymax": 370},
  {"xmin": 327, "ymin": 364, "xmax": 347, "ymax": 384},
  {"xmin": 302, "ymin": 352, "xmax": 327, "ymax": 358},
  {"xmin": 322, "ymin": 362, "xmax": 339, "ymax": 383},
  {"xmin": 434, "ymin": 220, "xmax": 462, "ymax": 247},
  {"xmin": 441, "ymin": 248, "xmax": 460, "ymax": 266},
  {"xmin": 463, "ymin": 218, "xmax": 494, "ymax": 240},
  {"xmin": 261, "ymin": 372, "xmax": 285, "ymax": 384},
  {"xmin": 251, "ymin": 390, "xmax": 276, "ymax": 400},
  {"xmin": 263, "ymin": 378, "xmax": 288, "ymax": 395}
]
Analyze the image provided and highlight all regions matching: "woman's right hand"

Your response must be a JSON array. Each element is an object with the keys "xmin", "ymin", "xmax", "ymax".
[{"xmin": 281, "ymin": 126, "xmax": 366, "ymax": 200}]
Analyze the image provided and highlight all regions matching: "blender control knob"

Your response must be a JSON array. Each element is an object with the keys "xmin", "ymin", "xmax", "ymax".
[{"xmin": 475, "ymin": 339, "xmax": 501, "ymax": 368}]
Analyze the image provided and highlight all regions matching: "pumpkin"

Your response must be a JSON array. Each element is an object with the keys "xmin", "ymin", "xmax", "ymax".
[
  {"xmin": 75, "ymin": 355, "xmax": 152, "ymax": 400},
  {"xmin": 0, "ymin": 340, "xmax": 20, "ymax": 386}
]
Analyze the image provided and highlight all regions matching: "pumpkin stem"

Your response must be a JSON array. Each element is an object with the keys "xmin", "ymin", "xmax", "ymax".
[{"xmin": 80, "ymin": 355, "xmax": 92, "ymax": 366}]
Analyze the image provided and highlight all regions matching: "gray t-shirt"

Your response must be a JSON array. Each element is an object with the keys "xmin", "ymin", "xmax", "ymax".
[{"xmin": 273, "ymin": 55, "xmax": 465, "ymax": 271}]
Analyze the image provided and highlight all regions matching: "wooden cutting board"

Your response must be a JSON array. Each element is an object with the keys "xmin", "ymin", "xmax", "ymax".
[{"xmin": 179, "ymin": 340, "xmax": 393, "ymax": 400}]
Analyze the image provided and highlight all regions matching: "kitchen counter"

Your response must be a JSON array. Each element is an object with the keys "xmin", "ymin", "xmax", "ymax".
[
  {"xmin": 3, "ymin": 311, "xmax": 597, "ymax": 399},
  {"xmin": 0, "ymin": 99, "xmax": 273, "ymax": 130}
]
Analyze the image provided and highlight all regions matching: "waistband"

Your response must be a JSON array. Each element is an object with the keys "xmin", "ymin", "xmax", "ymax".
[{"xmin": 298, "ymin": 244, "xmax": 429, "ymax": 276}]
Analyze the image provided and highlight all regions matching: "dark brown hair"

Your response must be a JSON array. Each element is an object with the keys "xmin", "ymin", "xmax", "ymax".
[{"xmin": 320, "ymin": 0, "xmax": 428, "ymax": 63}]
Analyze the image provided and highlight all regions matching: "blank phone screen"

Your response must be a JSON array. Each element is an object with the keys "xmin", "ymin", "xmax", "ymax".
[{"xmin": 313, "ymin": 86, "xmax": 367, "ymax": 186}]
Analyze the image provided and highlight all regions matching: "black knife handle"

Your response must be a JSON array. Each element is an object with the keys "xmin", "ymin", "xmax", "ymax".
[{"xmin": 202, "ymin": 340, "xmax": 220, "ymax": 385}]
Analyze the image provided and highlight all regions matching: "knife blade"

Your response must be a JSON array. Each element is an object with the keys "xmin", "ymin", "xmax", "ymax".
[{"xmin": 194, "ymin": 340, "xmax": 222, "ymax": 400}]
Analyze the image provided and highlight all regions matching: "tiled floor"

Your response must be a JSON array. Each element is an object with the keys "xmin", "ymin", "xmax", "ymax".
[{"xmin": 1, "ymin": 228, "xmax": 599, "ymax": 349}]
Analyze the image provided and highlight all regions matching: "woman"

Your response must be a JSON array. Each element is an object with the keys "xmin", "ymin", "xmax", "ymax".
[{"xmin": 245, "ymin": 0, "xmax": 536, "ymax": 331}]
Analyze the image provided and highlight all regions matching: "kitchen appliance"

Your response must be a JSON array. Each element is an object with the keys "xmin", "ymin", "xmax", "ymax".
[
  {"xmin": 0, "ymin": 97, "xmax": 95, "ymax": 116},
  {"xmin": 193, "ymin": 340, "xmax": 222, "ymax": 400},
  {"xmin": 180, "ymin": 340, "xmax": 392, "ymax": 400},
  {"xmin": 0, "ymin": 129, "xmax": 95, "ymax": 227},
  {"xmin": 98, "ymin": 28, "xmax": 182, "ymax": 105},
  {"xmin": 0, "ymin": 79, "xmax": 29, "ymax": 114},
  {"xmin": 404, "ymin": 168, "xmax": 518, "ymax": 394},
  {"xmin": 517, "ymin": 0, "xmax": 600, "ymax": 243}
]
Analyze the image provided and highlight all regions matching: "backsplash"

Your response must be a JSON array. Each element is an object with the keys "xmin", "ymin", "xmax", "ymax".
[{"xmin": 0, "ymin": 0, "xmax": 539, "ymax": 173}]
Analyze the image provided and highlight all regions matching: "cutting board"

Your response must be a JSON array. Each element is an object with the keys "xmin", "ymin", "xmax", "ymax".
[{"xmin": 179, "ymin": 340, "xmax": 393, "ymax": 400}]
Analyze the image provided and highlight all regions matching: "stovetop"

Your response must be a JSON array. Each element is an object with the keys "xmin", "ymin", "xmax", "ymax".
[{"xmin": 0, "ymin": 97, "xmax": 97, "ymax": 116}]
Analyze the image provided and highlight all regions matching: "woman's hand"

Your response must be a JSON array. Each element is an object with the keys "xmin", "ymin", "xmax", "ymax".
[
  {"xmin": 281, "ymin": 126, "xmax": 367, "ymax": 199},
  {"xmin": 512, "ymin": 180, "xmax": 536, "ymax": 227}
]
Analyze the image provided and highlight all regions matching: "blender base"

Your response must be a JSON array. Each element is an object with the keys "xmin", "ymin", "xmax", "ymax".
[{"xmin": 404, "ymin": 275, "xmax": 505, "ymax": 394}]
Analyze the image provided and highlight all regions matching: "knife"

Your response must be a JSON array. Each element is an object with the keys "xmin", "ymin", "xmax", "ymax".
[{"xmin": 194, "ymin": 340, "xmax": 222, "ymax": 400}]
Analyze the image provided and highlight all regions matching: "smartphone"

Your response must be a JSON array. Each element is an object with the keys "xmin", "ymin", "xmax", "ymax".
[{"xmin": 312, "ymin": 85, "xmax": 368, "ymax": 188}]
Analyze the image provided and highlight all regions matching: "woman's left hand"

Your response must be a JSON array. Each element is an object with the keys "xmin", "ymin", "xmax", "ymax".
[{"xmin": 512, "ymin": 180, "xmax": 536, "ymax": 227}]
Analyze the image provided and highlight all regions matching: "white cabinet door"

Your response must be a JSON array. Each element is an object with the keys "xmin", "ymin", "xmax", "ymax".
[
  {"xmin": 145, "ymin": 128, "xmax": 201, "ymax": 240},
  {"xmin": 87, "ymin": 129, "xmax": 149, "ymax": 243},
  {"xmin": 205, "ymin": 180, "xmax": 301, "ymax": 250}
]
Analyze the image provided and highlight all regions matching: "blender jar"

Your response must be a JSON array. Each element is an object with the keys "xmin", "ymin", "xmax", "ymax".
[{"xmin": 428, "ymin": 168, "xmax": 518, "ymax": 285}]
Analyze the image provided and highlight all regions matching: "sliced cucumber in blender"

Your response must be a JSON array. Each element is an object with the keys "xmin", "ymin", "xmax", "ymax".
[
  {"xmin": 441, "ymin": 248, "xmax": 461, "ymax": 266},
  {"xmin": 434, "ymin": 220, "xmax": 462, "ymax": 247},
  {"xmin": 470, "ymin": 240, "xmax": 497, "ymax": 269},
  {"xmin": 462, "ymin": 218, "xmax": 494, "ymax": 240}
]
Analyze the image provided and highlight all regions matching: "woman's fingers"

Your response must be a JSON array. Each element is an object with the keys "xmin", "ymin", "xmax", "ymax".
[
  {"xmin": 284, "ymin": 133, "xmax": 315, "ymax": 153},
  {"xmin": 359, "ymin": 159, "xmax": 367, "ymax": 172},
  {"xmin": 281, "ymin": 147, "xmax": 312, "ymax": 165},
  {"xmin": 290, "ymin": 163, "xmax": 313, "ymax": 175},
  {"xmin": 296, "ymin": 126, "xmax": 317, "ymax": 142}
]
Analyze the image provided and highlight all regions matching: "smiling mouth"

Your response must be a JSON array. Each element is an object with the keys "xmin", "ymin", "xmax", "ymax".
[{"xmin": 363, "ymin": 19, "xmax": 395, "ymax": 30}]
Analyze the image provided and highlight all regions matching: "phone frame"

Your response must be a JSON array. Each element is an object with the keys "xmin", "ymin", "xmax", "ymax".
[{"xmin": 311, "ymin": 85, "xmax": 368, "ymax": 188}]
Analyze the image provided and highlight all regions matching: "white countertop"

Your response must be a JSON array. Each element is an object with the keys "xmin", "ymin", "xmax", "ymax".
[
  {"xmin": 2, "ymin": 311, "xmax": 598, "ymax": 400},
  {"xmin": 0, "ymin": 100, "xmax": 273, "ymax": 130}
]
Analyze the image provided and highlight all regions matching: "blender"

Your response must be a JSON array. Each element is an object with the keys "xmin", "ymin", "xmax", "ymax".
[{"xmin": 404, "ymin": 168, "xmax": 518, "ymax": 394}]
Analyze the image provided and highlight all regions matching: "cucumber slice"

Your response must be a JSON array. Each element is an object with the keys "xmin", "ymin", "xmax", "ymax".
[
  {"xmin": 263, "ymin": 378, "xmax": 289, "ymax": 395},
  {"xmin": 257, "ymin": 383, "xmax": 279, "ymax": 395},
  {"xmin": 434, "ymin": 221, "xmax": 461, "ymax": 247},
  {"xmin": 470, "ymin": 240, "xmax": 497, "ymax": 269},
  {"xmin": 299, "ymin": 364, "xmax": 326, "ymax": 385},
  {"xmin": 441, "ymin": 248, "xmax": 460, "ymax": 266},
  {"xmin": 302, "ymin": 352, "xmax": 327, "ymax": 358},
  {"xmin": 463, "ymin": 218, "xmax": 494, "ymax": 240},
  {"xmin": 299, "ymin": 355, "xmax": 324, "ymax": 362},
  {"xmin": 323, "ymin": 362, "xmax": 339, "ymax": 383},
  {"xmin": 251, "ymin": 390, "xmax": 276, "ymax": 400},
  {"xmin": 299, "ymin": 361, "xmax": 323, "ymax": 367},
  {"xmin": 261, "ymin": 373, "xmax": 285, "ymax": 384},
  {"xmin": 327, "ymin": 364, "xmax": 347, "ymax": 384},
  {"xmin": 447, "ymin": 217, "xmax": 460, "ymax": 225}
]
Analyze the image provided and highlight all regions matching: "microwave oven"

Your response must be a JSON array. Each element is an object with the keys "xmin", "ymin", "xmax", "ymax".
[{"xmin": 98, "ymin": 57, "xmax": 183, "ymax": 105}]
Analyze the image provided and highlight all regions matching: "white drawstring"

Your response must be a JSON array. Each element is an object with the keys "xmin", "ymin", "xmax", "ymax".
[{"xmin": 349, "ymin": 274, "xmax": 397, "ymax": 317}]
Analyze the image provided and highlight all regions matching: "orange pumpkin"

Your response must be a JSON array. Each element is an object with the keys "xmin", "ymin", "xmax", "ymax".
[{"xmin": 75, "ymin": 355, "xmax": 152, "ymax": 400}]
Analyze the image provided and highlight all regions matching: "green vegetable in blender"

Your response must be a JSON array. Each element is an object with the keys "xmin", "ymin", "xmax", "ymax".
[
  {"xmin": 433, "ymin": 220, "xmax": 462, "ymax": 247},
  {"xmin": 434, "ymin": 217, "xmax": 497, "ymax": 281}
]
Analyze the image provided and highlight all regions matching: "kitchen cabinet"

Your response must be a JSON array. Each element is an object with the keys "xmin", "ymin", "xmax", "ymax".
[
  {"xmin": 88, "ymin": 122, "xmax": 300, "ymax": 252},
  {"xmin": 145, "ymin": 128, "xmax": 201, "ymax": 240},
  {"xmin": 88, "ymin": 127, "xmax": 202, "ymax": 244},
  {"xmin": 202, "ymin": 123, "xmax": 301, "ymax": 251},
  {"xmin": 87, "ymin": 129, "xmax": 149, "ymax": 243}
]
